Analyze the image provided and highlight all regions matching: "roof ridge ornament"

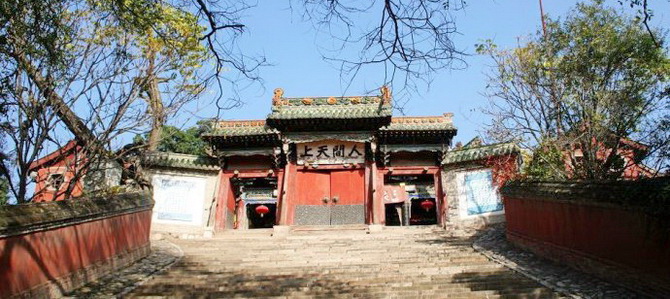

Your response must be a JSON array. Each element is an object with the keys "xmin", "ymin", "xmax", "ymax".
[
  {"xmin": 273, "ymin": 88, "xmax": 284, "ymax": 106},
  {"xmin": 380, "ymin": 85, "xmax": 391, "ymax": 104}
]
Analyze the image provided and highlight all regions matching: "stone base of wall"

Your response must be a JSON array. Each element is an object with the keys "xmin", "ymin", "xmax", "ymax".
[
  {"xmin": 507, "ymin": 231, "xmax": 670, "ymax": 297},
  {"xmin": 151, "ymin": 223, "xmax": 213, "ymax": 239},
  {"xmin": 445, "ymin": 213, "xmax": 505, "ymax": 231},
  {"xmin": 13, "ymin": 244, "xmax": 150, "ymax": 298}
]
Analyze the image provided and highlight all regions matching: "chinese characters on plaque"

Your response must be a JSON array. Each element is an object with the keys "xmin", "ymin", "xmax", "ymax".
[{"xmin": 297, "ymin": 141, "xmax": 365, "ymax": 165}]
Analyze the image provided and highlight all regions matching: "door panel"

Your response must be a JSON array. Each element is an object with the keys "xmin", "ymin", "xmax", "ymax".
[
  {"xmin": 330, "ymin": 169, "xmax": 365, "ymax": 224},
  {"xmin": 295, "ymin": 171, "xmax": 330, "ymax": 205},
  {"xmin": 294, "ymin": 170, "xmax": 331, "ymax": 225},
  {"xmin": 294, "ymin": 205, "xmax": 331, "ymax": 225},
  {"xmin": 330, "ymin": 169, "xmax": 365, "ymax": 205},
  {"xmin": 294, "ymin": 169, "xmax": 366, "ymax": 225},
  {"xmin": 330, "ymin": 205, "xmax": 365, "ymax": 225}
]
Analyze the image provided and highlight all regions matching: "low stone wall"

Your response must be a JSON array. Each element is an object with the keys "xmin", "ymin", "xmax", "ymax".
[
  {"xmin": 0, "ymin": 192, "xmax": 154, "ymax": 298},
  {"xmin": 502, "ymin": 179, "xmax": 670, "ymax": 295}
]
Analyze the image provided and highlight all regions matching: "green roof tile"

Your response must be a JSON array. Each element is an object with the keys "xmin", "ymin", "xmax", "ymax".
[
  {"xmin": 202, "ymin": 120, "xmax": 279, "ymax": 138},
  {"xmin": 442, "ymin": 142, "xmax": 519, "ymax": 165},
  {"xmin": 268, "ymin": 96, "xmax": 392, "ymax": 120},
  {"xmin": 380, "ymin": 115, "xmax": 456, "ymax": 132},
  {"xmin": 269, "ymin": 104, "xmax": 392, "ymax": 120},
  {"xmin": 142, "ymin": 152, "xmax": 219, "ymax": 171}
]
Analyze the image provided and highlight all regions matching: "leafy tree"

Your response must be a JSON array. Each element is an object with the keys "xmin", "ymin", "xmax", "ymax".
[
  {"xmin": 134, "ymin": 125, "xmax": 206, "ymax": 156},
  {"xmin": 92, "ymin": 0, "xmax": 209, "ymax": 151},
  {"xmin": 0, "ymin": 0, "xmax": 470, "ymax": 202},
  {"xmin": 480, "ymin": 1, "xmax": 670, "ymax": 180}
]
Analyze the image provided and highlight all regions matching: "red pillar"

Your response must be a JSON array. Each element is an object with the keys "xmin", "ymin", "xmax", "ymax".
[
  {"xmin": 274, "ymin": 168, "xmax": 284, "ymax": 225},
  {"xmin": 278, "ymin": 160, "xmax": 297, "ymax": 225},
  {"xmin": 373, "ymin": 167, "xmax": 385, "ymax": 224},
  {"xmin": 214, "ymin": 171, "xmax": 234, "ymax": 231},
  {"xmin": 434, "ymin": 169, "xmax": 446, "ymax": 226},
  {"xmin": 364, "ymin": 161, "xmax": 372, "ymax": 223}
]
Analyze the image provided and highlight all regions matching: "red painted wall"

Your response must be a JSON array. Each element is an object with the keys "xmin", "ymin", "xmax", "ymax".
[
  {"xmin": 505, "ymin": 196, "xmax": 670, "ymax": 289},
  {"xmin": 0, "ymin": 210, "xmax": 152, "ymax": 297},
  {"xmin": 31, "ymin": 150, "xmax": 84, "ymax": 202}
]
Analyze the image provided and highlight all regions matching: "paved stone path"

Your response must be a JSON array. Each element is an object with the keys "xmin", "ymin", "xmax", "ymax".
[
  {"xmin": 124, "ymin": 227, "xmax": 558, "ymax": 298},
  {"xmin": 65, "ymin": 239, "xmax": 182, "ymax": 298},
  {"xmin": 473, "ymin": 224, "xmax": 644, "ymax": 298}
]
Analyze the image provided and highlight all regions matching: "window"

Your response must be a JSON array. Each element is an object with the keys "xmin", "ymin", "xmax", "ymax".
[{"xmin": 47, "ymin": 173, "xmax": 65, "ymax": 190}]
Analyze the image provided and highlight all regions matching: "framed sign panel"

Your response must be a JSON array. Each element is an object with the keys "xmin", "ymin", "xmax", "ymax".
[
  {"xmin": 152, "ymin": 174, "xmax": 206, "ymax": 226},
  {"xmin": 457, "ymin": 169, "xmax": 504, "ymax": 217}
]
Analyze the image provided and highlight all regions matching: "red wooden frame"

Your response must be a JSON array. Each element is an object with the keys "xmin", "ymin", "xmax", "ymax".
[
  {"xmin": 215, "ymin": 163, "xmax": 445, "ymax": 229},
  {"xmin": 376, "ymin": 166, "xmax": 445, "ymax": 226},
  {"xmin": 214, "ymin": 168, "xmax": 283, "ymax": 231}
]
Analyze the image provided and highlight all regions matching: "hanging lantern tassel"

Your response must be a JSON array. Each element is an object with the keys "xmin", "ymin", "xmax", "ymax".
[
  {"xmin": 255, "ymin": 205, "xmax": 270, "ymax": 218},
  {"xmin": 420, "ymin": 200, "xmax": 435, "ymax": 212}
]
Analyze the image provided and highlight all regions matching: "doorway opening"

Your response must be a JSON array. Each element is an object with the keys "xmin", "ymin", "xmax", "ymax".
[
  {"xmin": 232, "ymin": 177, "xmax": 277, "ymax": 229},
  {"xmin": 383, "ymin": 174, "xmax": 437, "ymax": 226}
]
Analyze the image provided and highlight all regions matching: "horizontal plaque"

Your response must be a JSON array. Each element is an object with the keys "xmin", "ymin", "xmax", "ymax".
[{"xmin": 297, "ymin": 140, "xmax": 365, "ymax": 165}]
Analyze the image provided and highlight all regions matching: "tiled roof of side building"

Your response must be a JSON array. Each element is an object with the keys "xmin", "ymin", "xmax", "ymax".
[
  {"xmin": 142, "ymin": 151, "xmax": 219, "ymax": 171},
  {"xmin": 202, "ymin": 120, "xmax": 279, "ymax": 138},
  {"xmin": 267, "ymin": 87, "xmax": 393, "ymax": 120},
  {"xmin": 442, "ymin": 142, "xmax": 520, "ymax": 165},
  {"xmin": 381, "ymin": 113, "xmax": 457, "ymax": 132}
]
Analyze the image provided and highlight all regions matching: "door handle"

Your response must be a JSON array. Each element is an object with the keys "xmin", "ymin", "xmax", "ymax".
[
  {"xmin": 332, "ymin": 196, "xmax": 339, "ymax": 203},
  {"xmin": 322, "ymin": 196, "xmax": 329, "ymax": 203}
]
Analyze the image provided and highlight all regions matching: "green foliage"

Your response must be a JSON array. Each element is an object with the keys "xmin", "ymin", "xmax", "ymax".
[
  {"xmin": 524, "ymin": 141, "xmax": 567, "ymax": 180},
  {"xmin": 90, "ymin": 0, "xmax": 209, "ymax": 92},
  {"xmin": 136, "ymin": 125, "xmax": 206, "ymax": 156},
  {"xmin": 0, "ymin": 177, "xmax": 8, "ymax": 205},
  {"xmin": 482, "ymin": 0, "xmax": 669, "ymax": 180}
]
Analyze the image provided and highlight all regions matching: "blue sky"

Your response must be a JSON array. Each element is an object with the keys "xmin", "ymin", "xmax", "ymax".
[{"xmin": 183, "ymin": 0, "xmax": 670, "ymax": 145}]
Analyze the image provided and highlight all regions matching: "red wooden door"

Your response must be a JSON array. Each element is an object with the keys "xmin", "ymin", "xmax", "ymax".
[
  {"xmin": 330, "ymin": 169, "xmax": 366, "ymax": 225},
  {"xmin": 293, "ymin": 169, "xmax": 366, "ymax": 225},
  {"xmin": 295, "ymin": 171, "xmax": 330, "ymax": 205},
  {"xmin": 330, "ymin": 169, "xmax": 365, "ymax": 204},
  {"xmin": 294, "ymin": 170, "xmax": 331, "ymax": 225}
]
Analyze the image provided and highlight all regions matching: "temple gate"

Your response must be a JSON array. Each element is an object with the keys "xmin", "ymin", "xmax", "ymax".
[{"xmin": 203, "ymin": 86, "xmax": 460, "ymax": 229}]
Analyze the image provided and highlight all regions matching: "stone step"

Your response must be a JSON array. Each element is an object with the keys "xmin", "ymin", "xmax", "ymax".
[{"xmin": 126, "ymin": 227, "xmax": 558, "ymax": 298}]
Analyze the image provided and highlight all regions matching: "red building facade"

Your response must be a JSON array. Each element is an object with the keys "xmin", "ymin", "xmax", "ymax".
[
  {"xmin": 204, "ymin": 87, "xmax": 463, "ymax": 229},
  {"xmin": 28, "ymin": 140, "xmax": 85, "ymax": 202}
]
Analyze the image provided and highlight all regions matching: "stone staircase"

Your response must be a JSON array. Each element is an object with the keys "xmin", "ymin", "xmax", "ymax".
[{"xmin": 127, "ymin": 226, "xmax": 559, "ymax": 298}]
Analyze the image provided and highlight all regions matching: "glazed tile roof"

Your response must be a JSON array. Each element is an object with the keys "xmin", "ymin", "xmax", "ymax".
[
  {"xmin": 380, "ymin": 114, "xmax": 456, "ymax": 132},
  {"xmin": 202, "ymin": 120, "xmax": 279, "ymax": 138},
  {"xmin": 442, "ymin": 142, "xmax": 520, "ymax": 165},
  {"xmin": 142, "ymin": 151, "xmax": 219, "ymax": 171},
  {"xmin": 268, "ymin": 96, "xmax": 392, "ymax": 120},
  {"xmin": 267, "ymin": 87, "xmax": 393, "ymax": 121}
]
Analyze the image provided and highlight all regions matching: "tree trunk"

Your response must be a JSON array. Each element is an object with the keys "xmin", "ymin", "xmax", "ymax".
[
  {"xmin": 145, "ymin": 48, "xmax": 165, "ymax": 152},
  {"xmin": 12, "ymin": 51, "xmax": 103, "ymax": 156}
]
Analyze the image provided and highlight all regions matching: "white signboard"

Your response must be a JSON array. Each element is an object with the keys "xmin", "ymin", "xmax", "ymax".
[
  {"xmin": 152, "ymin": 175, "xmax": 206, "ymax": 226},
  {"xmin": 297, "ymin": 140, "xmax": 365, "ymax": 165},
  {"xmin": 457, "ymin": 169, "xmax": 503, "ymax": 217}
]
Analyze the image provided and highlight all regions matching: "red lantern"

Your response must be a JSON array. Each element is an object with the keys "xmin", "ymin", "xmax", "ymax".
[
  {"xmin": 420, "ymin": 200, "xmax": 435, "ymax": 212},
  {"xmin": 255, "ymin": 205, "xmax": 270, "ymax": 217}
]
